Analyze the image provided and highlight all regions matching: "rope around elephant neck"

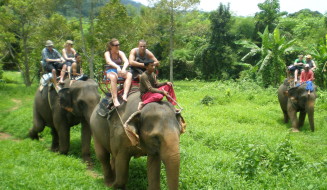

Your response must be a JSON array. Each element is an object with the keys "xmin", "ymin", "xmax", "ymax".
[{"xmin": 115, "ymin": 107, "xmax": 125, "ymax": 126}]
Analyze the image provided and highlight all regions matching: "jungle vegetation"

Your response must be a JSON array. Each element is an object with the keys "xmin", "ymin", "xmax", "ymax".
[{"xmin": 1, "ymin": 0, "xmax": 327, "ymax": 88}]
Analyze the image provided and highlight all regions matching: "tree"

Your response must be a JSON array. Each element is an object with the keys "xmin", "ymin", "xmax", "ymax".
[
  {"xmin": 0, "ymin": 0, "xmax": 55, "ymax": 86},
  {"xmin": 253, "ymin": 0, "xmax": 286, "ymax": 42},
  {"xmin": 149, "ymin": 0, "xmax": 200, "ymax": 82},
  {"xmin": 238, "ymin": 26, "xmax": 296, "ymax": 87},
  {"xmin": 195, "ymin": 3, "xmax": 238, "ymax": 80}
]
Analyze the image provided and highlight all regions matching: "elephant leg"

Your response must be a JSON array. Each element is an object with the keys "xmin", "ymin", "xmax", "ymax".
[
  {"xmin": 94, "ymin": 138, "xmax": 114, "ymax": 187},
  {"xmin": 113, "ymin": 152, "xmax": 130, "ymax": 189},
  {"xmin": 298, "ymin": 111, "xmax": 306, "ymax": 128},
  {"xmin": 29, "ymin": 112, "xmax": 45, "ymax": 140},
  {"xmin": 282, "ymin": 109, "xmax": 289, "ymax": 123},
  {"xmin": 147, "ymin": 154, "xmax": 161, "ymax": 190},
  {"xmin": 57, "ymin": 125, "xmax": 70, "ymax": 155},
  {"xmin": 51, "ymin": 127, "xmax": 59, "ymax": 152},
  {"xmin": 81, "ymin": 120, "xmax": 92, "ymax": 164}
]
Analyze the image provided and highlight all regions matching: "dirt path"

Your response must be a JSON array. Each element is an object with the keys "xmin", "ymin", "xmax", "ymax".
[
  {"xmin": 0, "ymin": 132, "xmax": 20, "ymax": 141},
  {"xmin": 9, "ymin": 98, "xmax": 22, "ymax": 111}
]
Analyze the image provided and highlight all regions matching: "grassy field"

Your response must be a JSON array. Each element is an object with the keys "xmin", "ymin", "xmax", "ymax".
[{"xmin": 0, "ymin": 71, "xmax": 327, "ymax": 189}]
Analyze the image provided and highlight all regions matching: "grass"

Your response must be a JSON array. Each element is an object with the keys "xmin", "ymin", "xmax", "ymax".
[{"xmin": 1, "ymin": 72, "xmax": 327, "ymax": 189}]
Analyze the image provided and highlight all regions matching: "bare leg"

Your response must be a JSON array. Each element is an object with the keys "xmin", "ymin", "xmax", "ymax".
[
  {"xmin": 51, "ymin": 69, "xmax": 61, "ymax": 91},
  {"xmin": 294, "ymin": 69, "xmax": 298, "ymax": 84},
  {"xmin": 122, "ymin": 73, "xmax": 132, "ymax": 101},
  {"xmin": 67, "ymin": 65, "xmax": 72, "ymax": 79},
  {"xmin": 72, "ymin": 63, "xmax": 77, "ymax": 79},
  {"xmin": 108, "ymin": 73, "xmax": 120, "ymax": 107},
  {"xmin": 59, "ymin": 64, "xmax": 67, "ymax": 83}
]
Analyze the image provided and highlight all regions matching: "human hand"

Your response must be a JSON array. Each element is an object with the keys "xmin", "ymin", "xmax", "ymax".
[
  {"xmin": 163, "ymin": 90, "xmax": 168, "ymax": 96},
  {"xmin": 167, "ymin": 82, "xmax": 173, "ymax": 86}
]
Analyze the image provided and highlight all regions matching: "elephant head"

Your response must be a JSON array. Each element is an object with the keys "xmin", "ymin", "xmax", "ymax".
[
  {"xmin": 284, "ymin": 83, "xmax": 316, "ymax": 132},
  {"xmin": 124, "ymin": 101, "xmax": 185, "ymax": 190}
]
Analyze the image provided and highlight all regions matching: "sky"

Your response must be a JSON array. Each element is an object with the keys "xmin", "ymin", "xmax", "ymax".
[{"xmin": 132, "ymin": 0, "xmax": 327, "ymax": 16}]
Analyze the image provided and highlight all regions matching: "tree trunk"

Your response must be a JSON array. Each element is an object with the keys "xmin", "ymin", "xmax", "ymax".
[
  {"xmin": 22, "ymin": 25, "xmax": 32, "ymax": 86},
  {"xmin": 169, "ymin": 0, "xmax": 174, "ymax": 82},
  {"xmin": 88, "ymin": 0, "xmax": 95, "ymax": 79}
]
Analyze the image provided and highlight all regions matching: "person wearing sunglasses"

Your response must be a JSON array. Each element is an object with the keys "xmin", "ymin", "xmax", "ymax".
[
  {"xmin": 105, "ymin": 38, "xmax": 132, "ymax": 107},
  {"xmin": 129, "ymin": 39, "xmax": 160, "ymax": 80}
]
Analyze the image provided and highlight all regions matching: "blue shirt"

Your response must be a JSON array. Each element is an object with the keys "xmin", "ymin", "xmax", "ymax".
[{"xmin": 41, "ymin": 47, "xmax": 62, "ymax": 66}]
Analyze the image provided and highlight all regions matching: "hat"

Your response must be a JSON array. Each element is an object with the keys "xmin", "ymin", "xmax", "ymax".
[
  {"xmin": 143, "ymin": 59, "xmax": 154, "ymax": 66},
  {"xmin": 304, "ymin": 64, "xmax": 310, "ymax": 68},
  {"xmin": 306, "ymin": 55, "xmax": 312, "ymax": 59},
  {"xmin": 45, "ymin": 40, "xmax": 54, "ymax": 47},
  {"xmin": 66, "ymin": 40, "xmax": 74, "ymax": 45}
]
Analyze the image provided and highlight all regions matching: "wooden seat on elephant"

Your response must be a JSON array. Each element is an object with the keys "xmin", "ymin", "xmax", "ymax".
[{"xmin": 96, "ymin": 65, "xmax": 139, "ymax": 96}]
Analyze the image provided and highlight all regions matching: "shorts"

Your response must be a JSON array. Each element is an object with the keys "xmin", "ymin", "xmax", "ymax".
[
  {"xmin": 45, "ymin": 62, "xmax": 64, "ymax": 73},
  {"xmin": 65, "ymin": 60, "xmax": 74, "ymax": 66},
  {"xmin": 106, "ymin": 68, "xmax": 118, "ymax": 74}
]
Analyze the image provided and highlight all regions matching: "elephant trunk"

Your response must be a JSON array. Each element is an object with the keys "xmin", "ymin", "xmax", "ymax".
[
  {"xmin": 307, "ymin": 100, "xmax": 315, "ymax": 132},
  {"xmin": 160, "ymin": 133, "xmax": 180, "ymax": 190}
]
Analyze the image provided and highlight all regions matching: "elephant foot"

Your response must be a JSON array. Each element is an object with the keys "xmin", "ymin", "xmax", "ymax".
[
  {"xmin": 104, "ymin": 178, "xmax": 114, "ymax": 188},
  {"xmin": 291, "ymin": 128, "xmax": 300, "ymax": 132},
  {"xmin": 29, "ymin": 130, "xmax": 39, "ymax": 140}
]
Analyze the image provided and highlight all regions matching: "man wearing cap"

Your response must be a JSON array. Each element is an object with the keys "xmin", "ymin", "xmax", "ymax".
[
  {"xmin": 300, "ymin": 64, "xmax": 314, "ymax": 83},
  {"xmin": 305, "ymin": 55, "xmax": 317, "ymax": 71},
  {"xmin": 129, "ymin": 39, "xmax": 160, "ymax": 80},
  {"xmin": 42, "ymin": 40, "xmax": 67, "ymax": 91}
]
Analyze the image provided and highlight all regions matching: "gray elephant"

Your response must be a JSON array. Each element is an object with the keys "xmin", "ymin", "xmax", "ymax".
[
  {"xmin": 277, "ymin": 80, "xmax": 316, "ymax": 132},
  {"xmin": 90, "ymin": 91, "xmax": 185, "ymax": 189},
  {"xmin": 29, "ymin": 79, "xmax": 100, "ymax": 163}
]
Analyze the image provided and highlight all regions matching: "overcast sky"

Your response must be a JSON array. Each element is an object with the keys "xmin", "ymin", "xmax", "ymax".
[{"xmin": 133, "ymin": 0, "xmax": 327, "ymax": 16}]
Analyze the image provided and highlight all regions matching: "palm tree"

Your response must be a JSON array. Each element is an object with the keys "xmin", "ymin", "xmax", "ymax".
[{"xmin": 237, "ymin": 26, "xmax": 296, "ymax": 87}]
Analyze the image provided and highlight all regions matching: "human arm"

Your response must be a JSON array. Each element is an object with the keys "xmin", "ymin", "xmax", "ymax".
[
  {"xmin": 104, "ymin": 51, "xmax": 121, "ymax": 72},
  {"xmin": 119, "ymin": 51, "xmax": 129, "ymax": 74},
  {"xmin": 129, "ymin": 48, "xmax": 146, "ymax": 68},
  {"xmin": 146, "ymin": 50, "xmax": 160, "ymax": 67},
  {"xmin": 311, "ymin": 60, "xmax": 317, "ymax": 71},
  {"xmin": 140, "ymin": 73, "xmax": 166, "ymax": 94}
]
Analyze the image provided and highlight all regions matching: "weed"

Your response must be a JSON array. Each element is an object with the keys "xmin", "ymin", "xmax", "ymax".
[{"xmin": 200, "ymin": 95, "xmax": 215, "ymax": 105}]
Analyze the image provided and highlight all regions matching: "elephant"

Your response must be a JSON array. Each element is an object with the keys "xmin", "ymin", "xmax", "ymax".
[
  {"xmin": 277, "ymin": 80, "xmax": 316, "ymax": 132},
  {"xmin": 90, "ymin": 91, "xmax": 185, "ymax": 189},
  {"xmin": 29, "ymin": 79, "xmax": 100, "ymax": 163}
]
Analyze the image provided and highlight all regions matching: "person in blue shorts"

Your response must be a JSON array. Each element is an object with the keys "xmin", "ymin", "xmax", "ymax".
[{"xmin": 104, "ymin": 38, "xmax": 132, "ymax": 107}]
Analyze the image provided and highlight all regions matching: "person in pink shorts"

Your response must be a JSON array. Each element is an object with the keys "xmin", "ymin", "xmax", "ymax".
[{"xmin": 138, "ymin": 59, "xmax": 178, "ymax": 111}]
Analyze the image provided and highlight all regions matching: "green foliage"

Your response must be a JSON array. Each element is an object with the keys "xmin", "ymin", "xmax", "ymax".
[
  {"xmin": 200, "ymin": 95, "xmax": 214, "ymax": 106},
  {"xmin": 1, "ymin": 74, "xmax": 327, "ymax": 189},
  {"xmin": 238, "ymin": 26, "xmax": 296, "ymax": 87},
  {"xmin": 253, "ymin": 0, "xmax": 286, "ymax": 41}
]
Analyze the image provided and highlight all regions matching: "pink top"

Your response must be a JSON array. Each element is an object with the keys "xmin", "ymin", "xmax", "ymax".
[{"xmin": 300, "ymin": 70, "xmax": 314, "ymax": 83}]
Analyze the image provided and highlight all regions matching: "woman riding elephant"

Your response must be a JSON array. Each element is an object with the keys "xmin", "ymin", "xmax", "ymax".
[
  {"xmin": 90, "ymin": 91, "xmax": 185, "ymax": 189},
  {"xmin": 29, "ymin": 79, "xmax": 100, "ymax": 163},
  {"xmin": 277, "ymin": 79, "xmax": 316, "ymax": 132}
]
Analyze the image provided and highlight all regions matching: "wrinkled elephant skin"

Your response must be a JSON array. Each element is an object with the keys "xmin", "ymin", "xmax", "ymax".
[
  {"xmin": 277, "ymin": 82, "xmax": 316, "ymax": 132},
  {"xmin": 29, "ymin": 79, "xmax": 100, "ymax": 163},
  {"xmin": 90, "ymin": 91, "xmax": 184, "ymax": 189}
]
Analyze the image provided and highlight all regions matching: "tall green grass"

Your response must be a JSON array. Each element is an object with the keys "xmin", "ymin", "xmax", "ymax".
[{"xmin": 1, "ymin": 72, "xmax": 326, "ymax": 189}]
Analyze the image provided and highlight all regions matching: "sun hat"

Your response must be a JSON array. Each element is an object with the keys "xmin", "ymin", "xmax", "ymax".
[
  {"xmin": 66, "ymin": 40, "xmax": 74, "ymax": 45},
  {"xmin": 45, "ymin": 40, "xmax": 54, "ymax": 47},
  {"xmin": 306, "ymin": 55, "xmax": 312, "ymax": 59}
]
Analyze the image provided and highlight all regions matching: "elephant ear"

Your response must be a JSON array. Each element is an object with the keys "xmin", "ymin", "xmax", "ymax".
[
  {"xmin": 58, "ymin": 88, "xmax": 73, "ymax": 112},
  {"xmin": 176, "ymin": 113, "xmax": 186, "ymax": 134},
  {"xmin": 124, "ymin": 111, "xmax": 141, "ymax": 146}
]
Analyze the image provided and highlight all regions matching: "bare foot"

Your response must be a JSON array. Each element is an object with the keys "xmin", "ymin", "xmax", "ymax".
[
  {"xmin": 122, "ymin": 94, "xmax": 128, "ymax": 102},
  {"xmin": 113, "ymin": 99, "xmax": 120, "ymax": 107},
  {"xmin": 138, "ymin": 102, "xmax": 144, "ymax": 110}
]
